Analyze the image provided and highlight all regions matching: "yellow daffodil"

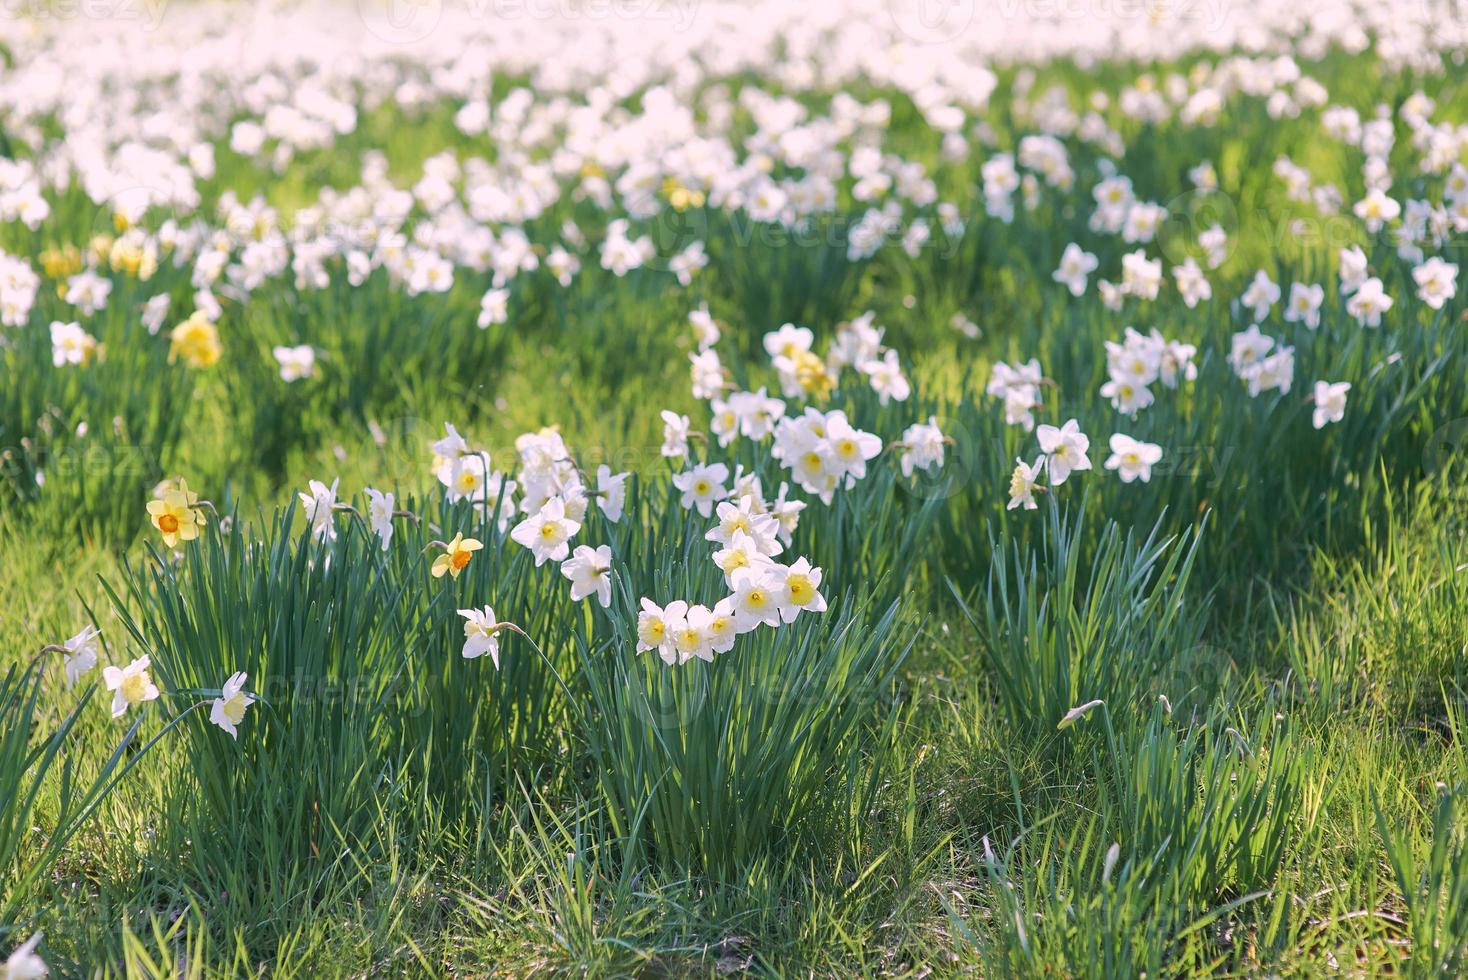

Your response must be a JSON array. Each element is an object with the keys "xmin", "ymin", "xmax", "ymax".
[
  {"xmin": 662, "ymin": 176, "xmax": 705, "ymax": 211},
  {"xmin": 169, "ymin": 311, "xmax": 222, "ymax": 368},
  {"xmin": 39, "ymin": 243, "xmax": 82, "ymax": 279},
  {"xmin": 89, "ymin": 233, "xmax": 113, "ymax": 265},
  {"xmin": 146, "ymin": 479, "xmax": 207, "ymax": 548},
  {"xmin": 431, "ymin": 532, "xmax": 483, "ymax": 579},
  {"xmin": 791, "ymin": 349, "xmax": 833, "ymax": 401},
  {"xmin": 109, "ymin": 231, "xmax": 157, "ymax": 280}
]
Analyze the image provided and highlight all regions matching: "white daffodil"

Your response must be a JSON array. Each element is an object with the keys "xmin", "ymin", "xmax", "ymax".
[
  {"xmin": 705, "ymin": 496, "xmax": 780, "ymax": 554},
  {"xmin": 102, "ymin": 656, "xmax": 160, "ymax": 718},
  {"xmin": 1007, "ymin": 456, "xmax": 1043, "ymax": 511},
  {"xmin": 672, "ymin": 462, "xmax": 730, "ymax": 518},
  {"xmin": 61, "ymin": 625, "xmax": 101, "ymax": 689},
  {"xmin": 1103, "ymin": 434, "xmax": 1163, "ymax": 483},
  {"xmin": 1284, "ymin": 282, "xmax": 1324, "ymax": 328},
  {"xmin": 2, "ymin": 932, "xmax": 46, "ymax": 979},
  {"xmin": 364, "ymin": 487, "xmax": 395, "ymax": 551},
  {"xmin": 638, "ymin": 599, "xmax": 686, "ymax": 665},
  {"xmin": 858, "ymin": 349, "xmax": 911, "ymax": 404},
  {"xmin": 457, "ymin": 606, "xmax": 503, "ymax": 666},
  {"xmin": 562, "ymin": 544, "xmax": 613, "ymax": 608},
  {"xmin": 730, "ymin": 566, "xmax": 785, "ymax": 632},
  {"xmin": 297, "ymin": 478, "xmax": 339, "ymax": 543},
  {"xmin": 595, "ymin": 465, "xmax": 628, "ymax": 523},
  {"xmin": 712, "ymin": 529, "xmax": 777, "ymax": 587},
  {"xmin": 272, "ymin": 344, "xmax": 315, "ymax": 381},
  {"xmin": 1052, "ymin": 242, "xmax": 1098, "ymax": 296},
  {"xmin": 1346, "ymin": 277, "xmax": 1393, "ymax": 327},
  {"xmin": 1036, "ymin": 419, "xmax": 1091, "ymax": 485},
  {"xmin": 209, "ymin": 671, "xmax": 255, "ymax": 739},
  {"xmin": 1413, "ymin": 257, "xmax": 1458, "ymax": 310},
  {"xmin": 899, "ymin": 418, "xmax": 946, "ymax": 477},
  {"xmin": 706, "ymin": 597, "xmax": 739, "ymax": 655},
  {"xmin": 660, "ymin": 410, "xmax": 691, "ymax": 461},
  {"xmin": 1240, "ymin": 269, "xmax": 1281, "ymax": 321},
  {"xmin": 670, "ymin": 604, "xmax": 714, "ymax": 664},
  {"xmin": 1310, "ymin": 381, "xmax": 1351, "ymax": 429},
  {"xmin": 775, "ymin": 558, "xmax": 826, "ymax": 622},
  {"xmin": 510, "ymin": 497, "xmax": 581, "ymax": 566}
]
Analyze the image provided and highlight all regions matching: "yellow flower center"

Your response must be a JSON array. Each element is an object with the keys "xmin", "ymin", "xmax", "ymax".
[
  {"xmin": 158, "ymin": 513, "xmax": 180, "ymax": 534},
  {"xmin": 1009, "ymin": 467, "xmax": 1030, "ymax": 498},
  {"xmin": 787, "ymin": 575, "xmax": 814, "ymax": 605},
  {"xmin": 121, "ymin": 672, "xmax": 150, "ymax": 704},
  {"xmin": 222, "ymin": 694, "xmax": 248, "ymax": 725}
]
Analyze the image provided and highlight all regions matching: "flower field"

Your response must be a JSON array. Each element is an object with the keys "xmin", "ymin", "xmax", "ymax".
[{"xmin": 2, "ymin": 0, "xmax": 1467, "ymax": 974}]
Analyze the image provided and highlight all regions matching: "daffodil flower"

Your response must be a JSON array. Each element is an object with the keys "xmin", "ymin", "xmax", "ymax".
[
  {"xmin": 561, "ymin": 544, "xmax": 612, "ymax": 608},
  {"xmin": 209, "ymin": 672, "xmax": 255, "ymax": 739},
  {"xmin": 2, "ymin": 931, "xmax": 46, "ymax": 979},
  {"xmin": 61, "ymin": 625, "xmax": 101, "ymax": 689},
  {"xmin": 146, "ymin": 480, "xmax": 207, "ymax": 548},
  {"xmin": 458, "ymin": 606, "xmax": 503, "ymax": 666},
  {"xmin": 431, "ymin": 533, "xmax": 483, "ymax": 579},
  {"xmin": 102, "ymin": 656, "xmax": 160, "ymax": 718}
]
